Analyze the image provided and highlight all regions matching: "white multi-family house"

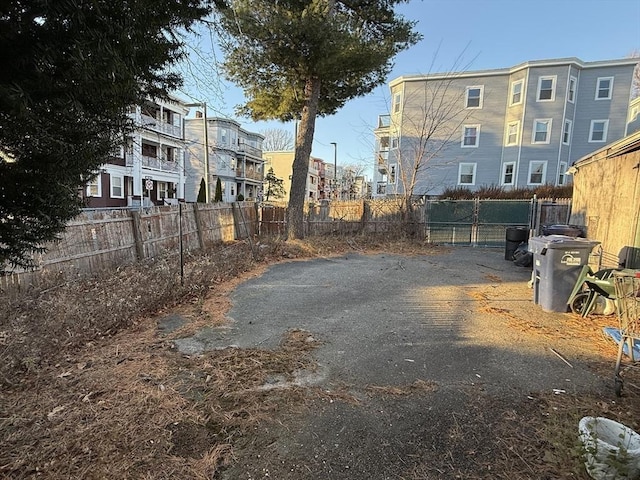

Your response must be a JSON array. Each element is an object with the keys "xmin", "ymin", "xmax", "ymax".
[
  {"xmin": 373, "ymin": 57, "xmax": 639, "ymax": 197},
  {"xmin": 83, "ymin": 96, "xmax": 188, "ymax": 208},
  {"xmin": 185, "ymin": 115, "xmax": 265, "ymax": 202}
]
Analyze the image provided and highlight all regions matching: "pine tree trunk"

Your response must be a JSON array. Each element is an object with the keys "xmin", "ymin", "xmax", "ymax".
[{"xmin": 287, "ymin": 76, "xmax": 321, "ymax": 240}]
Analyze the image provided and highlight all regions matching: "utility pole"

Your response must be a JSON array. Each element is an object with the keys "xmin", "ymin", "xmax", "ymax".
[
  {"xmin": 330, "ymin": 142, "xmax": 337, "ymax": 200},
  {"xmin": 202, "ymin": 102, "xmax": 210, "ymax": 203}
]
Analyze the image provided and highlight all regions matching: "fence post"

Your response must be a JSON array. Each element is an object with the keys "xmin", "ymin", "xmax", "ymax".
[
  {"xmin": 131, "ymin": 211, "xmax": 145, "ymax": 260},
  {"xmin": 192, "ymin": 203, "xmax": 206, "ymax": 250},
  {"xmin": 361, "ymin": 199, "xmax": 369, "ymax": 232}
]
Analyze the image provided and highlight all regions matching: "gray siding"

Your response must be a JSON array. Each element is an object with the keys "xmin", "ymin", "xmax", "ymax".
[
  {"xmin": 375, "ymin": 58, "xmax": 638, "ymax": 197},
  {"xmin": 571, "ymin": 65, "xmax": 634, "ymax": 161}
]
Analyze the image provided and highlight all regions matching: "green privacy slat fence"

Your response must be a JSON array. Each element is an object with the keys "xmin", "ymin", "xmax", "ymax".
[{"xmin": 425, "ymin": 199, "xmax": 532, "ymax": 246}]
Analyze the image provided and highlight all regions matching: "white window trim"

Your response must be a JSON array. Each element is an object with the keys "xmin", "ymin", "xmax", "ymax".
[
  {"xmin": 510, "ymin": 79, "xmax": 524, "ymax": 106},
  {"xmin": 595, "ymin": 76, "xmax": 614, "ymax": 100},
  {"xmin": 528, "ymin": 161, "xmax": 547, "ymax": 186},
  {"xmin": 393, "ymin": 92, "xmax": 402, "ymax": 113},
  {"xmin": 389, "ymin": 163, "xmax": 397, "ymax": 184},
  {"xmin": 562, "ymin": 119, "xmax": 572, "ymax": 145},
  {"xmin": 537, "ymin": 75, "xmax": 556, "ymax": 102},
  {"xmin": 568, "ymin": 76, "xmax": 577, "ymax": 103},
  {"xmin": 458, "ymin": 163, "xmax": 477, "ymax": 185},
  {"xmin": 390, "ymin": 137, "xmax": 399, "ymax": 149},
  {"xmin": 558, "ymin": 162, "xmax": 567, "ymax": 186},
  {"xmin": 86, "ymin": 175, "xmax": 102, "ymax": 197},
  {"xmin": 110, "ymin": 174, "xmax": 124, "ymax": 199},
  {"xmin": 502, "ymin": 162, "xmax": 516, "ymax": 186},
  {"xmin": 465, "ymin": 85, "xmax": 484, "ymax": 109},
  {"xmin": 588, "ymin": 119, "xmax": 609, "ymax": 143},
  {"xmin": 461, "ymin": 124, "xmax": 481, "ymax": 148},
  {"xmin": 157, "ymin": 181, "xmax": 168, "ymax": 200},
  {"xmin": 532, "ymin": 118, "xmax": 553, "ymax": 144},
  {"xmin": 506, "ymin": 121, "xmax": 520, "ymax": 146}
]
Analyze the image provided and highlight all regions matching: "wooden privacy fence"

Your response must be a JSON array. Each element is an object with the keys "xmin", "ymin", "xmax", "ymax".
[
  {"xmin": 1, "ymin": 202, "xmax": 258, "ymax": 290},
  {"xmin": 2, "ymin": 197, "xmax": 572, "ymax": 290}
]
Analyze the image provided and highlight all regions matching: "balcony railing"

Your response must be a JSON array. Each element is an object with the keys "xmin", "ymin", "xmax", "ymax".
[
  {"xmin": 126, "ymin": 155, "xmax": 179, "ymax": 173},
  {"xmin": 236, "ymin": 168, "xmax": 263, "ymax": 181},
  {"xmin": 237, "ymin": 143, "xmax": 262, "ymax": 158},
  {"xmin": 140, "ymin": 113, "xmax": 182, "ymax": 138}
]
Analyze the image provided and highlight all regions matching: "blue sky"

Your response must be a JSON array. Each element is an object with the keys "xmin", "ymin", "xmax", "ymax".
[{"xmin": 179, "ymin": 0, "xmax": 640, "ymax": 178}]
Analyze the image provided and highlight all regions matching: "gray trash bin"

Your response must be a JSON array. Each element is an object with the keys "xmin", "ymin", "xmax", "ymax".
[{"xmin": 529, "ymin": 235, "xmax": 600, "ymax": 312}]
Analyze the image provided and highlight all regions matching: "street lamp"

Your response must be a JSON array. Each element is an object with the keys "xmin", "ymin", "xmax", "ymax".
[
  {"xmin": 185, "ymin": 102, "xmax": 210, "ymax": 202},
  {"xmin": 330, "ymin": 142, "xmax": 337, "ymax": 200}
]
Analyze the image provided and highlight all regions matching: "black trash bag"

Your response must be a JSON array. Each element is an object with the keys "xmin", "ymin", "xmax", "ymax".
[{"xmin": 513, "ymin": 242, "xmax": 533, "ymax": 267}]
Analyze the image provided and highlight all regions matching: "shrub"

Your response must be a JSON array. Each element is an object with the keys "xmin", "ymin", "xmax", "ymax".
[{"xmin": 439, "ymin": 184, "xmax": 573, "ymax": 200}]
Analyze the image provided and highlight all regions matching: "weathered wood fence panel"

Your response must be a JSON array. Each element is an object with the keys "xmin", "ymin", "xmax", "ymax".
[
  {"xmin": 306, "ymin": 200, "xmax": 365, "ymax": 235},
  {"xmin": 365, "ymin": 199, "xmax": 404, "ymax": 233},
  {"xmin": 260, "ymin": 205, "xmax": 286, "ymax": 236},
  {"xmin": 1, "ymin": 197, "xmax": 573, "ymax": 290},
  {"xmin": 1, "ymin": 202, "xmax": 259, "ymax": 290}
]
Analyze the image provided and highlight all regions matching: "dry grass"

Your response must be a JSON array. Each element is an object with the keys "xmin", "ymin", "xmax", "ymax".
[{"xmin": 1, "ymin": 235, "xmax": 638, "ymax": 479}]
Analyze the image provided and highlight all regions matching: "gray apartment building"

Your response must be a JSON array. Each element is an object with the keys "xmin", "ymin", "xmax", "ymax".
[
  {"xmin": 185, "ymin": 114, "xmax": 265, "ymax": 203},
  {"xmin": 373, "ymin": 57, "xmax": 639, "ymax": 197}
]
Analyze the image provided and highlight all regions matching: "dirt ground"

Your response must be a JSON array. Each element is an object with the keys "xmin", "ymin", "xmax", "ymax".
[{"xmin": 1, "ymin": 237, "xmax": 639, "ymax": 480}]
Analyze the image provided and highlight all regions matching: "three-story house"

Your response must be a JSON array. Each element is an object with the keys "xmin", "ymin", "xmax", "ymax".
[{"xmin": 373, "ymin": 57, "xmax": 638, "ymax": 197}]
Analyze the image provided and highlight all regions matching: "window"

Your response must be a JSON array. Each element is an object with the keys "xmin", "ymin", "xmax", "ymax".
[
  {"xmin": 458, "ymin": 163, "xmax": 476, "ymax": 185},
  {"xmin": 86, "ymin": 175, "xmax": 101, "ymax": 197},
  {"xmin": 532, "ymin": 119, "xmax": 552, "ymax": 144},
  {"xmin": 164, "ymin": 146, "xmax": 176, "ymax": 162},
  {"xmin": 465, "ymin": 86, "xmax": 483, "ymax": 108},
  {"xmin": 510, "ymin": 80, "xmax": 523, "ymax": 105},
  {"xmin": 506, "ymin": 121, "xmax": 519, "ymax": 145},
  {"xmin": 558, "ymin": 162, "xmax": 567, "ymax": 185},
  {"xmin": 393, "ymin": 92, "xmax": 402, "ymax": 113},
  {"xmin": 220, "ymin": 128, "xmax": 228, "ymax": 145},
  {"xmin": 157, "ymin": 181, "xmax": 168, "ymax": 199},
  {"xmin": 568, "ymin": 76, "xmax": 577, "ymax": 103},
  {"xmin": 595, "ymin": 77, "xmax": 613, "ymax": 100},
  {"xmin": 391, "ymin": 137, "xmax": 399, "ymax": 149},
  {"xmin": 461, "ymin": 124, "xmax": 480, "ymax": 147},
  {"xmin": 528, "ymin": 161, "xmax": 547, "ymax": 185},
  {"xmin": 110, "ymin": 174, "xmax": 124, "ymax": 198},
  {"xmin": 537, "ymin": 76, "xmax": 556, "ymax": 101},
  {"xmin": 502, "ymin": 162, "xmax": 515, "ymax": 185},
  {"xmin": 562, "ymin": 119, "xmax": 572, "ymax": 145},
  {"xmin": 589, "ymin": 119, "xmax": 609, "ymax": 142},
  {"xmin": 389, "ymin": 164, "xmax": 397, "ymax": 184}
]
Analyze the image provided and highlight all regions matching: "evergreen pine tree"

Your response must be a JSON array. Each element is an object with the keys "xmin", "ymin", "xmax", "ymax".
[
  {"xmin": 214, "ymin": 177, "xmax": 223, "ymax": 202},
  {"xmin": 197, "ymin": 178, "xmax": 207, "ymax": 203}
]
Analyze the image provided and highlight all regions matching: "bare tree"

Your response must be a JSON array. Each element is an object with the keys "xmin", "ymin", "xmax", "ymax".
[
  {"xmin": 262, "ymin": 128, "xmax": 295, "ymax": 151},
  {"xmin": 382, "ymin": 50, "xmax": 476, "ymax": 229}
]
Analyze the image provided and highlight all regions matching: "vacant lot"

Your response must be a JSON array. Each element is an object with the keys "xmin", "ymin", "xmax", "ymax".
[{"xmin": 1, "ymin": 236, "xmax": 638, "ymax": 479}]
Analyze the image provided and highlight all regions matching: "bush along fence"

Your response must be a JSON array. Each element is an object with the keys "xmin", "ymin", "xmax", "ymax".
[
  {"xmin": 1, "ymin": 197, "xmax": 570, "ymax": 291},
  {"xmin": 1, "ymin": 202, "xmax": 259, "ymax": 291}
]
